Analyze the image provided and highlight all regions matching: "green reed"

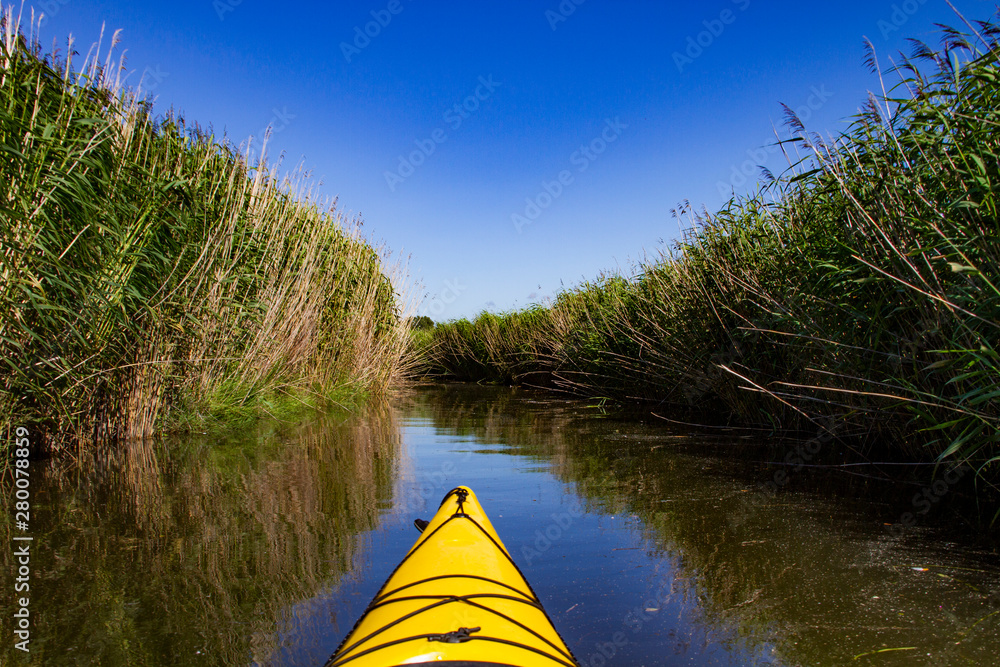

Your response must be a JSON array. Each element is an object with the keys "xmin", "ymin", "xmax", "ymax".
[
  {"xmin": 0, "ymin": 9, "xmax": 410, "ymax": 453},
  {"xmin": 421, "ymin": 14, "xmax": 1000, "ymax": 496}
]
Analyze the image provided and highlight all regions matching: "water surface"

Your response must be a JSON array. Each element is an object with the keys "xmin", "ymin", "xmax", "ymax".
[{"xmin": 3, "ymin": 385, "xmax": 998, "ymax": 666}]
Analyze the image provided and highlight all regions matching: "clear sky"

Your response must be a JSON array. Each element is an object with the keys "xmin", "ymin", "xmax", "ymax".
[{"xmin": 28, "ymin": 0, "xmax": 995, "ymax": 320}]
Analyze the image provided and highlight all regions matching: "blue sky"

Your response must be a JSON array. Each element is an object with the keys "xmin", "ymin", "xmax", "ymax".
[{"xmin": 30, "ymin": 0, "xmax": 995, "ymax": 319}]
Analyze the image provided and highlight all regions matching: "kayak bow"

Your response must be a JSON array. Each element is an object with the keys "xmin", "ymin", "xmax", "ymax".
[{"xmin": 326, "ymin": 486, "xmax": 579, "ymax": 667}]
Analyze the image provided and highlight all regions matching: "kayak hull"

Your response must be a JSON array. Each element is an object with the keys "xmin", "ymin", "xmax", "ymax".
[{"xmin": 326, "ymin": 486, "xmax": 578, "ymax": 667}]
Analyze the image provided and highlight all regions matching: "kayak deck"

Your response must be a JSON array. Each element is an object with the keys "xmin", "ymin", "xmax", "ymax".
[{"xmin": 326, "ymin": 486, "xmax": 579, "ymax": 667}]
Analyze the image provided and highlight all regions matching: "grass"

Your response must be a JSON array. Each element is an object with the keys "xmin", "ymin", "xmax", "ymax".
[
  {"xmin": 418, "ymin": 13, "xmax": 1000, "ymax": 505},
  {"xmin": 0, "ymin": 8, "xmax": 411, "ymax": 456}
]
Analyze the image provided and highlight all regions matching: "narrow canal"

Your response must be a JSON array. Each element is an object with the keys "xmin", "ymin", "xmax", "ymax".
[{"xmin": 3, "ymin": 385, "xmax": 998, "ymax": 666}]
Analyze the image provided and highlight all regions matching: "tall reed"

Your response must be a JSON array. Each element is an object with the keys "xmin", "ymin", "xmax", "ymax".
[
  {"xmin": 421, "ymin": 13, "xmax": 1000, "ymax": 488},
  {"xmin": 0, "ymin": 8, "xmax": 410, "ymax": 454}
]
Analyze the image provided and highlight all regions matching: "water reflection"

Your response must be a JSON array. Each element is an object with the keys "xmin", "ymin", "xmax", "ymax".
[
  {"xmin": 1, "ymin": 403, "xmax": 399, "ymax": 666},
  {"xmin": 403, "ymin": 385, "xmax": 1000, "ymax": 666},
  {"xmin": 2, "ymin": 386, "xmax": 998, "ymax": 666}
]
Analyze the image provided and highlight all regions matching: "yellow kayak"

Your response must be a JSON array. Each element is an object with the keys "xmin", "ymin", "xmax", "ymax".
[{"xmin": 326, "ymin": 486, "xmax": 580, "ymax": 667}]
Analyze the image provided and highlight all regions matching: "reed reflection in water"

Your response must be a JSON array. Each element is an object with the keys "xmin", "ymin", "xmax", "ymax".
[
  {"xmin": 3, "ymin": 386, "xmax": 998, "ymax": 666},
  {"xmin": 402, "ymin": 385, "xmax": 1000, "ymax": 667},
  {"xmin": 0, "ymin": 402, "xmax": 400, "ymax": 666}
]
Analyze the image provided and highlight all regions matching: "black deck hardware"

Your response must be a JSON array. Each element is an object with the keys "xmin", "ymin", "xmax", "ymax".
[{"xmin": 427, "ymin": 626, "xmax": 482, "ymax": 643}]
